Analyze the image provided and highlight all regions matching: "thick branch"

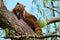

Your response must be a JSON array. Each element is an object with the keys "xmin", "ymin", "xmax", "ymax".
[{"xmin": 47, "ymin": 16, "xmax": 60, "ymax": 24}]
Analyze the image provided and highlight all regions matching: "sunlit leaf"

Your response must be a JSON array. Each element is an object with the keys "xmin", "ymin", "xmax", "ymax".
[
  {"xmin": 36, "ymin": 7, "xmax": 44, "ymax": 16},
  {"xmin": 10, "ymin": 29, "xmax": 15, "ymax": 35},
  {"xmin": 37, "ymin": 19, "xmax": 47, "ymax": 27},
  {"xmin": 4, "ymin": 28, "xmax": 9, "ymax": 35},
  {"xmin": 41, "ymin": 20, "xmax": 47, "ymax": 27},
  {"xmin": 43, "ymin": 0, "xmax": 47, "ymax": 7},
  {"xmin": 51, "ymin": 0, "xmax": 54, "ymax": 2},
  {"xmin": 3, "ymin": 30, "xmax": 6, "ymax": 37}
]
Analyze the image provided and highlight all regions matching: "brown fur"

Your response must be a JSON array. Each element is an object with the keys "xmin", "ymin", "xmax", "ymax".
[{"xmin": 12, "ymin": 3, "xmax": 43, "ymax": 35}]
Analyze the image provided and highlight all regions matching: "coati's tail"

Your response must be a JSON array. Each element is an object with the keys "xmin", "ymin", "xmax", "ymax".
[
  {"xmin": 34, "ymin": 21, "xmax": 43, "ymax": 35},
  {"xmin": 34, "ymin": 21, "xmax": 44, "ymax": 40}
]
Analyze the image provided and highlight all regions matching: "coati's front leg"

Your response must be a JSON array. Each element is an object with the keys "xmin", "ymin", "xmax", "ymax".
[{"xmin": 16, "ymin": 8, "xmax": 23, "ymax": 19}]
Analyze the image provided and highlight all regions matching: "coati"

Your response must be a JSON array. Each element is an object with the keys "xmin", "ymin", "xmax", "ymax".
[{"xmin": 12, "ymin": 3, "xmax": 42, "ymax": 35}]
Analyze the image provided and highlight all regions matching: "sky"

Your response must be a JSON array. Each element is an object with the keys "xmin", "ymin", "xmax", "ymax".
[{"xmin": 4, "ymin": 0, "xmax": 32, "ymax": 11}]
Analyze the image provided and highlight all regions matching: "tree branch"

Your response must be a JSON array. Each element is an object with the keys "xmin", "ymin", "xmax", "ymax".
[
  {"xmin": 47, "ymin": 16, "xmax": 60, "ymax": 24},
  {"xmin": 6, "ymin": 34, "xmax": 60, "ymax": 39},
  {"xmin": 46, "ymin": 6, "xmax": 60, "ymax": 13}
]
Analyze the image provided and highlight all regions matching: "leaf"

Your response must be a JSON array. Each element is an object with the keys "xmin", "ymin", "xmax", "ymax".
[
  {"xmin": 51, "ymin": 0, "xmax": 54, "ymax": 2},
  {"xmin": 4, "ymin": 28, "xmax": 9, "ymax": 35},
  {"xmin": 41, "ymin": 20, "xmax": 47, "ymax": 27},
  {"xmin": 10, "ymin": 29, "xmax": 15, "ymax": 35},
  {"xmin": 3, "ymin": 30, "xmax": 6, "ymax": 37},
  {"xmin": 37, "ymin": 7, "xmax": 44, "ymax": 16},
  {"xmin": 43, "ymin": 0, "xmax": 47, "ymax": 7}
]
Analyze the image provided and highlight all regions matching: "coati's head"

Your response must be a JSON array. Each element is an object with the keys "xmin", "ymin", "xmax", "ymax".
[
  {"xmin": 12, "ymin": 3, "xmax": 25, "ymax": 19},
  {"xmin": 13, "ymin": 3, "xmax": 25, "ymax": 14}
]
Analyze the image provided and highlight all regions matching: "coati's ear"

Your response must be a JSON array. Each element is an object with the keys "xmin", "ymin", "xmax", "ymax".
[
  {"xmin": 17, "ymin": 2, "xmax": 26, "ymax": 8},
  {"xmin": 17, "ymin": 3, "xmax": 20, "ymax": 5}
]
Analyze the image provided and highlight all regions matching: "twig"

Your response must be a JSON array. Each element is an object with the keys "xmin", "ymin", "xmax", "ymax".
[
  {"xmin": 46, "ymin": 6, "xmax": 60, "ymax": 13},
  {"xmin": 6, "ymin": 34, "xmax": 60, "ymax": 39}
]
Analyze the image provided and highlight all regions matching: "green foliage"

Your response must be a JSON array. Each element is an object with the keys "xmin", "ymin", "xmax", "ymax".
[
  {"xmin": 39, "ymin": 20, "xmax": 47, "ymax": 27},
  {"xmin": 3, "ymin": 29, "xmax": 6, "ymax": 37},
  {"xmin": 24, "ymin": 34, "xmax": 29, "ymax": 40},
  {"xmin": 4, "ymin": 28, "xmax": 9, "ymax": 36},
  {"xmin": 4, "ymin": 28, "xmax": 16, "ymax": 36},
  {"xmin": 51, "ymin": 0, "xmax": 54, "ymax": 2},
  {"xmin": 41, "ymin": 20, "xmax": 47, "ymax": 27},
  {"xmin": 10, "ymin": 29, "xmax": 15, "ymax": 35},
  {"xmin": 37, "ymin": 19, "xmax": 47, "ymax": 27},
  {"xmin": 43, "ymin": 0, "xmax": 47, "ymax": 7},
  {"xmin": 36, "ymin": 7, "xmax": 44, "ymax": 16}
]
